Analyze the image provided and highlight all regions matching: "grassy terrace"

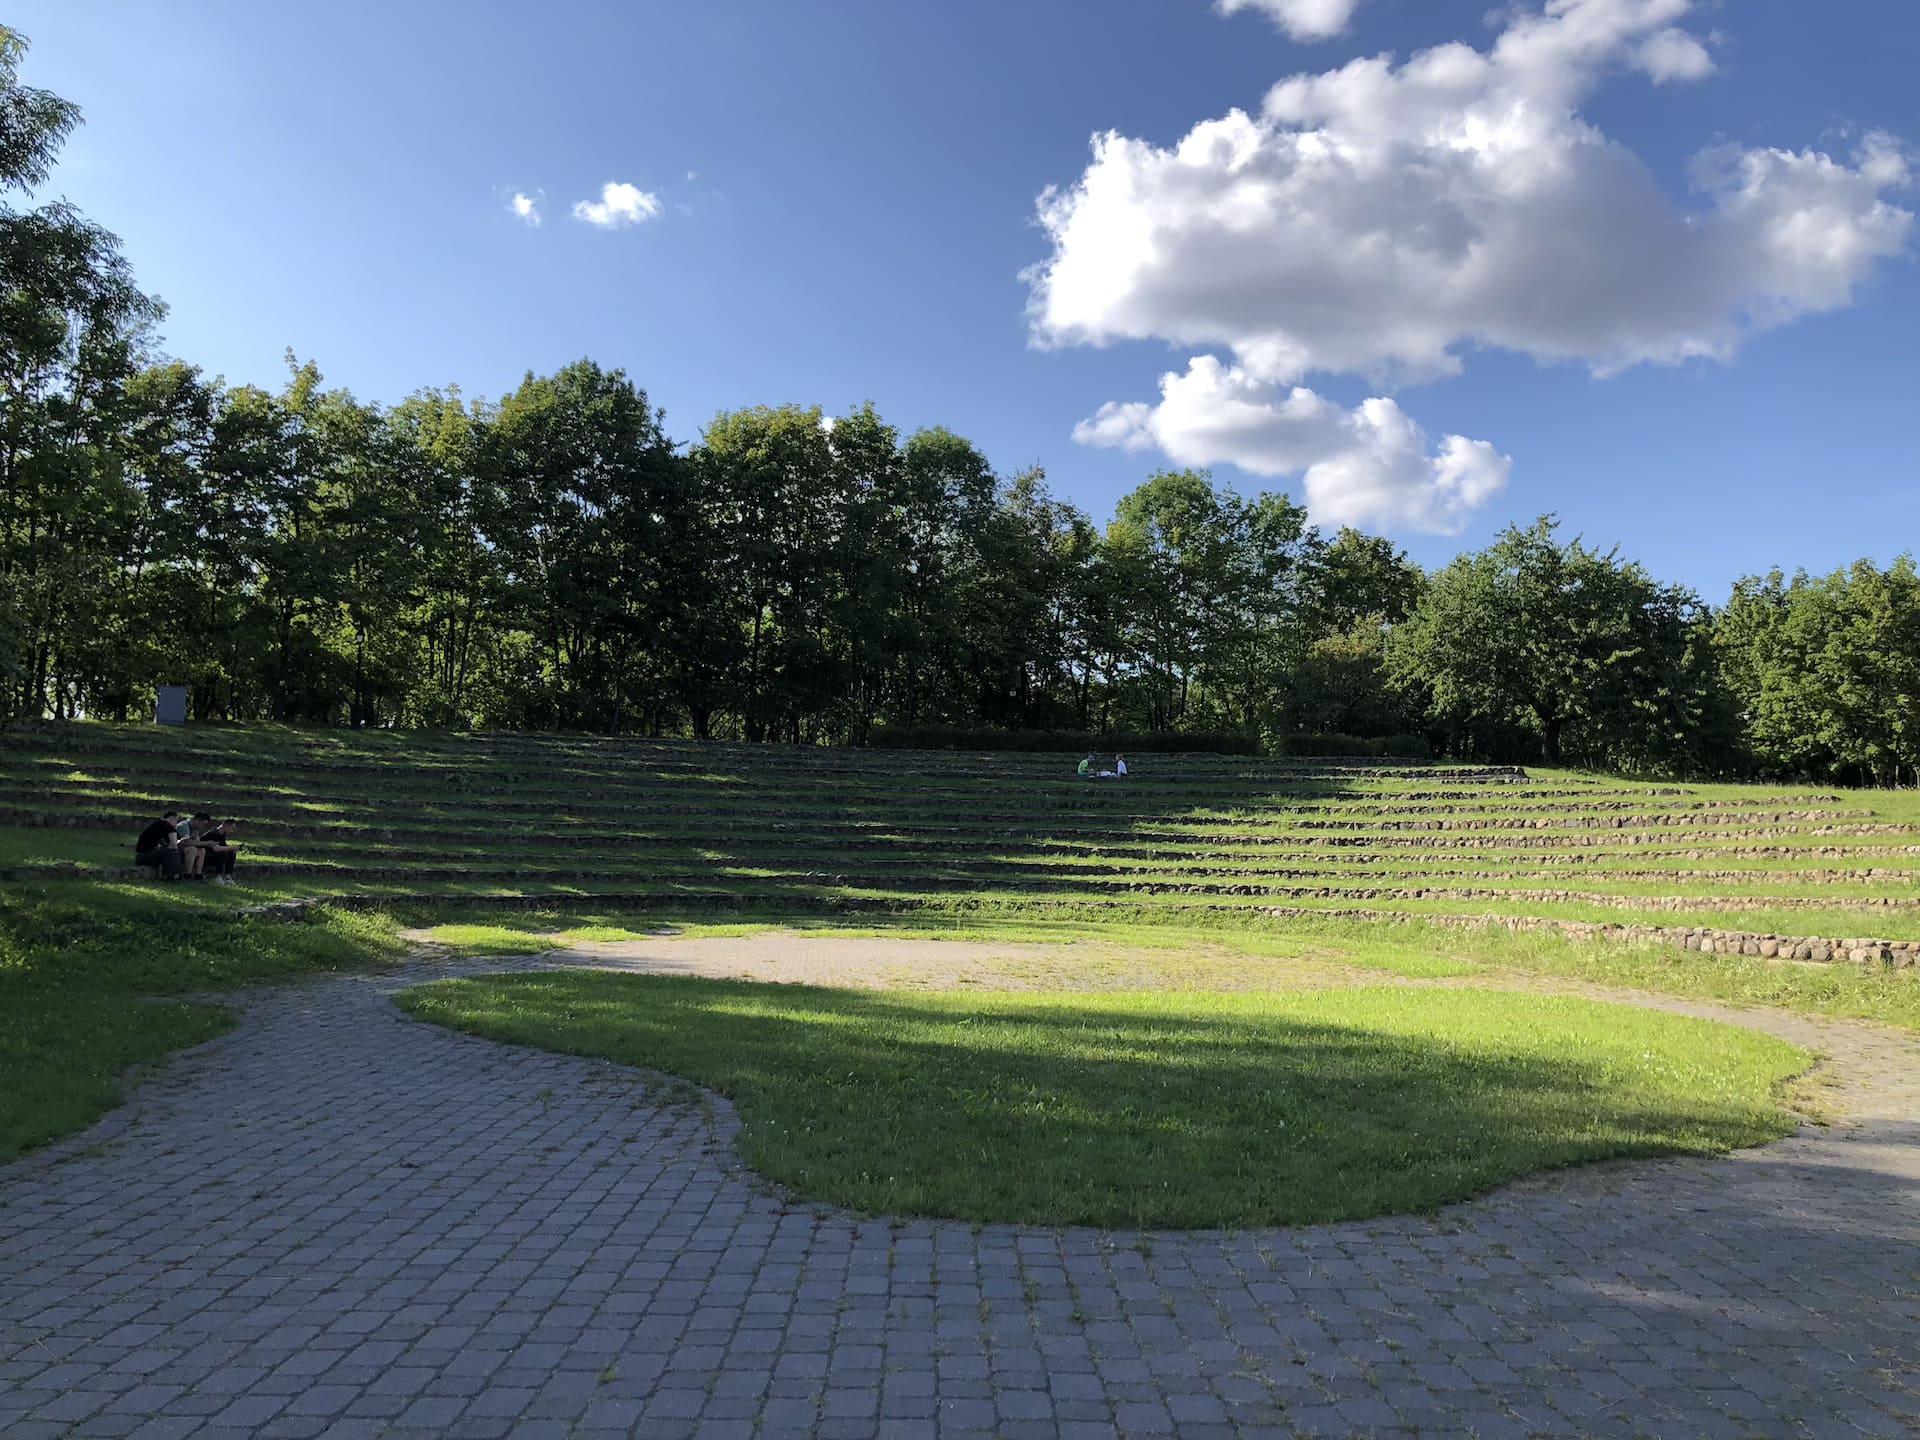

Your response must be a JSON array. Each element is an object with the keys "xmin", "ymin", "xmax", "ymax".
[
  {"xmin": 4, "ymin": 721, "xmax": 1917, "ymax": 1199},
  {"xmin": 2, "ymin": 722, "xmax": 1916, "ymax": 937}
]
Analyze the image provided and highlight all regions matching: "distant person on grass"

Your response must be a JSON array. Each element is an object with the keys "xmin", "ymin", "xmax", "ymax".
[
  {"xmin": 134, "ymin": 810, "xmax": 188, "ymax": 881},
  {"xmin": 1078, "ymin": 753, "xmax": 1094, "ymax": 779},
  {"xmin": 186, "ymin": 814, "xmax": 240, "ymax": 884}
]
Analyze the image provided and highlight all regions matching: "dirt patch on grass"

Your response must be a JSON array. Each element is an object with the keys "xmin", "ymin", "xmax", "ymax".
[
  {"xmin": 435, "ymin": 929, "xmax": 1920, "ymax": 1132},
  {"xmin": 525, "ymin": 930, "xmax": 1368, "ymax": 993}
]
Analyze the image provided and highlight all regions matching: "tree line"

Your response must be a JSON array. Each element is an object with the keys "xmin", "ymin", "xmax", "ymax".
[{"xmin": 2, "ymin": 30, "xmax": 1915, "ymax": 784}]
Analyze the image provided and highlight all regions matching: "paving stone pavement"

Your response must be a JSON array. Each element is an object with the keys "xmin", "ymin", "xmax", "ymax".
[{"xmin": 3, "ymin": 949, "xmax": 1919, "ymax": 1440}]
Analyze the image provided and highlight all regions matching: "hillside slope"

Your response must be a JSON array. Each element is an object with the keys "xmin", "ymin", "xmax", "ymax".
[{"xmin": 3, "ymin": 723, "xmax": 1917, "ymax": 944}]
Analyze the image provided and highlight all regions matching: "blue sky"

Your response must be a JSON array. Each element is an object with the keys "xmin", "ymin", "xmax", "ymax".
[{"xmin": 13, "ymin": 0, "xmax": 1918, "ymax": 595}]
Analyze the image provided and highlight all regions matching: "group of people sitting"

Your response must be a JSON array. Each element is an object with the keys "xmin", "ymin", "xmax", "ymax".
[
  {"xmin": 1077, "ymin": 753, "xmax": 1129, "ymax": 781},
  {"xmin": 134, "ymin": 811, "xmax": 242, "ymax": 884}
]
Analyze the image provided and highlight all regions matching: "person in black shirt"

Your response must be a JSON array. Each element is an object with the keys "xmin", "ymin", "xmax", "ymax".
[
  {"xmin": 135, "ymin": 811, "xmax": 185, "ymax": 881},
  {"xmin": 187, "ymin": 814, "xmax": 240, "ymax": 883}
]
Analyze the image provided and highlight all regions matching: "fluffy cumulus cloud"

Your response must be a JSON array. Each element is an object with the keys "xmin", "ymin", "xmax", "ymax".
[
  {"xmin": 572, "ymin": 181, "xmax": 663, "ymax": 229},
  {"xmin": 509, "ymin": 191, "xmax": 541, "ymax": 226},
  {"xmin": 1216, "ymin": 0, "xmax": 1363, "ymax": 42},
  {"xmin": 1074, "ymin": 358, "xmax": 1509, "ymax": 534},
  {"xmin": 1032, "ymin": 0, "xmax": 1913, "ymax": 531}
]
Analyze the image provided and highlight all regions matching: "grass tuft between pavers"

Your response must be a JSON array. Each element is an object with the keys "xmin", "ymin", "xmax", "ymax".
[{"xmin": 397, "ymin": 972, "xmax": 1809, "ymax": 1229}]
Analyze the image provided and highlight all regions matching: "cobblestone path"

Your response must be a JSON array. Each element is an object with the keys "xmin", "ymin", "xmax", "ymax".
[{"xmin": 3, "ymin": 942, "xmax": 1917, "ymax": 1439}]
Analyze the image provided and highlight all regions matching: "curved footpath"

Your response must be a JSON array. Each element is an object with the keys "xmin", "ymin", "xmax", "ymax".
[{"xmin": 2, "ymin": 939, "xmax": 1918, "ymax": 1440}]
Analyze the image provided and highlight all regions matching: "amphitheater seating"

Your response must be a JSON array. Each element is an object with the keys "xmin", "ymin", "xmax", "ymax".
[{"xmin": 1, "ymin": 725, "xmax": 1916, "ymax": 951}]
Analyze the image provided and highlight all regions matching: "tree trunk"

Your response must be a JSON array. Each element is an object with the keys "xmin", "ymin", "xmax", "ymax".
[
  {"xmin": 744, "ymin": 603, "xmax": 765, "ymax": 743},
  {"xmin": 273, "ymin": 599, "xmax": 295, "ymax": 721}
]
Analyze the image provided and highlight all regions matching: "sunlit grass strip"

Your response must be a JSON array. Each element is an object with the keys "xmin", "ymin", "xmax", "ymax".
[
  {"xmin": 398, "ymin": 974, "xmax": 1807, "ymax": 1229},
  {"xmin": 324, "ymin": 879, "xmax": 1920, "ymax": 943},
  {"xmin": 396, "ymin": 907, "xmax": 1920, "ymax": 1031}
]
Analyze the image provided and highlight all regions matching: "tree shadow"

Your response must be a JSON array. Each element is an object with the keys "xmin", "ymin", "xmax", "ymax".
[{"xmin": 399, "ymin": 972, "xmax": 1809, "ymax": 1231}]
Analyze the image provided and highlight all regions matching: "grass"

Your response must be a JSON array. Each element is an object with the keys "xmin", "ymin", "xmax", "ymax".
[
  {"xmin": 0, "ymin": 881, "xmax": 407, "ymax": 1163},
  {"xmin": 4, "ymin": 719, "xmax": 1917, "ymax": 1171},
  {"xmin": 406, "ymin": 909, "xmax": 1920, "ymax": 1027},
  {"xmin": 397, "ymin": 971, "xmax": 1810, "ymax": 1228},
  {"xmin": 409, "ymin": 914, "xmax": 1483, "ymax": 980},
  {"xmin": 2, "ymin": 996, "xmax": 232, "ymax": 1161}
]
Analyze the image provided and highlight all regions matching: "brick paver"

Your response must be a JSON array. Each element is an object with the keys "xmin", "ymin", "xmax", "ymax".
[{"xmin": 3, "ymin": 945, "xmax": 1918, "ymax": 1438}]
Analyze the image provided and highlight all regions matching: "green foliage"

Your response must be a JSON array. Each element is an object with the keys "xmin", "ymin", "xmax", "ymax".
[
  {"xmin": 1269, "ymin": 731, "xmax": 1428, "ymax": 758},
  {"xmin": 1287, "ymin": 620, "xmax": 1421, "ymax": 740},
  {"xmin": 866, "ymin": 725, "xmax": 1262, "ymax": 754},
  {"xmin": 1307, "ymin": 527, "xmax": 1426, "ymax": 631},
  {"xmin": 1100, "ymin": 470, "xmax": 1316, "ymax": 734},
  {"xmin": 399, "ymin": 972, "xmax": 1805, "ymax": 1227},
  {"xmin": 1716, "ymin": 558, "xmax": 1920, "ymax": 787},
  {"xmin": 0, "ymin": 26, "xmax": 78, "ymax": 192},
  {"xmin": 1390, "ymin": 517, "xmax": 1724, "ymax": 770}
]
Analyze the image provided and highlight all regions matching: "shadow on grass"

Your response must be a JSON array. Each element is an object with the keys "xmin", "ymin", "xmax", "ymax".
[
  {"xmin": 397, "ymin": 972, "xmax": 1807, "ymax": 1230},
  {"xmin": 0, "ymin": 883, "xmax": 407, "ymax": 1164}
]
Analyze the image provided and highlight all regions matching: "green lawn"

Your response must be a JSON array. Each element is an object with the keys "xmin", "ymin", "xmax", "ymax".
[
  {"xmin": 398, "ymin": 971, "xmax": 1808, "ymax": 1228},
  {"xmin": 0, "ymin": 881, "xmax": 406, "ymax": 1162},
  {"xmin": 2, "ymin": 995, "xmax": 232, "ymax": 1160},
  {"xmin": 409, "ymin": 909, "xmax": 1920, "ymax": 1026}
]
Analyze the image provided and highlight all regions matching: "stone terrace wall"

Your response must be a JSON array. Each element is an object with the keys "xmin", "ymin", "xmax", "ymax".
[{"xmin": 1410, "ymin": 912, "xmax": 1920, "ymax": 968}]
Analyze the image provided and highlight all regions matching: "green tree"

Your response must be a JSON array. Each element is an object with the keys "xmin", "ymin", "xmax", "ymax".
[
  {"xmin": 0, "ymin": 26, "xmax": 160, "ymax": 719},
  {"xmin": 1289, "ymin": 621, "xmax": 1420, "ymax": 738},
  {"xmin": 478, "ymin": 361, "xmax": 686, "ymax": 730},
  {"xmin": 893, "ymin": 426, "xmax": 995, "ymax": 724},
  {"xmin": 1307, "ymin": 527, "xmax": 1425, "ymax": 631},
  {"xmin": 1390, "ymin": 516, "xmax": 1711, "ymax": 767},
  {"xmin": 1104, "ymin": 470, "xmax": 1228, "ymax": 728},
  {"xmin": 1717, "ymin": 559, "xmax": 1920, "ymax": 786},
  {"xmin": 821, "ymin": 403, "xmax": 908, "ymax": 742},
  {"xmin": 1100, "ymin": 470, "xmax": 1313, "ymax": 735},
  {"xmin": 950, "ymin": 468, "xmax": 1093, "ymax": 729},
  {"xmin": 692, "ymin": 404, "xmax": 837, "ymax": 741},
  {"xmin": 384, "ymin": 387, "xmax": 499, "ymax": 725}
]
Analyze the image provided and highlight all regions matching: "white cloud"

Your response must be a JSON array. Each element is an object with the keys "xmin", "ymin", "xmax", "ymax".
[
  {"xmin": 1216, "ymin": 0, "xmax": 1362, "ymax": 41},
  {"xmin": 1033, "ymin": 0, "xmax": 1911, "ymax": 530},
  {"xmin": 509, "ymin": 191, "xmax": 541, "ymax": 226},
  {"xmin": 572, "ymin": 181, "xmax": 664, "ymax": 229},
  {"xmin": 1031, "ymin": 0, "xmax": 1911, "ymax": 383},
  {"xmin": 1075, "ymin": 357, "xmax": 1509, "ymax": 533},
  {"xmin": 1635, "ymin": 25, "xmax": 1715, "ymax": 83}
]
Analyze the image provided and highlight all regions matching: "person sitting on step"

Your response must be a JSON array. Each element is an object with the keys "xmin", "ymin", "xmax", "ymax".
[
  {"xmin": 134, "ymin": 810, "xmax": 186, "ymax": 881},
  {"xmin": 186, "ymin": 813, "xmax": 241, "ymax": 884}
]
